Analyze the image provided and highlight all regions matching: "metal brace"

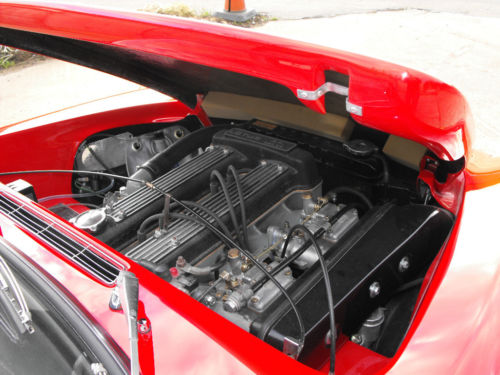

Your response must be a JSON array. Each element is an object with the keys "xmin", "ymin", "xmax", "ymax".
[
  {"xmin": 297, "ymin": 82, "xmax": 363, "ymax": 116},
  {"xmin": 346, "ymin": 99, "xmax": 363, "ymax": 116},
  {"xmin": 297, "ymin": 82, "xmax": 349, "ymax": 100}
]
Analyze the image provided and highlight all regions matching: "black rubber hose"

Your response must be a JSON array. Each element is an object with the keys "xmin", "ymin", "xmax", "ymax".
[
  {"xmin": 138, "ymin": 212, "xmax": 234, "ymax": 248},
  {"xmin": 288, "ymin": 225, "xmax": 337, "ymax": 375},
  {"xmin": 0, "ymin": 168, "xmax": 306, "ymax": 353},
  {"xmin": 137, "ymin": 213, "xmax": 163, "ymax": 242},
  {"xmin": 181, "ymin": 200, "xmax": 233, "ymax": 240},
  {"xmin": 137, "ymin": 200, "xmax": 233, "ymax": 243},
  {"xmin": 167, "ymin": 201, "xmax": 305, "ymax": 352},
  {"xmin": 327, "ymin": 186, "xmax": 373, "ymax": 210},
  {"xmin": 126, "ymin": 126, "xmax": 227, "ymax": 192},
  {"xmin": 136, "ymin": 259, "xmax": 172, "ymax": 281},
  {"xmin": 169, "ymin": 212, "xmax": 236, "ymax": 249},
  {"xmin": 227, "ymin": 165, "xmax": 249, "ymax": 249},
  {"xmin": 210, "ymin": 170, "xmax": 245, "ymax": 248},
  {"xmin": 279, "ymin": 204, "xmax": 359, "ymax": 260},
  {"xmin": 181, "ymin": 257, "xmax": 226, "ymax": 276},
  {"xmin": 374, "ymin": 154, "xmax": 389, "ymax": 185}
]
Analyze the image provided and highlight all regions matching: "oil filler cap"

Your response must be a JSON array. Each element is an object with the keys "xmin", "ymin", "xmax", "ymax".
[
  {"xmin": 70, "ymin": 208, "xmax": 107, "ymax": 233},
  {"xmin": 343, "ymin": 139, "xmax": 378, "ymax": 158}
]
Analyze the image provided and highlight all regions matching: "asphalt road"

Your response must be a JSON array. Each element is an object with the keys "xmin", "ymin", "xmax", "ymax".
[{"xmin": 59, "ymin": 0, "xmax": 500, "ymax": 19}]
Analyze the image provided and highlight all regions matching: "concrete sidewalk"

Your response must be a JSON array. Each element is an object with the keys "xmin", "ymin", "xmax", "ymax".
[
  {"xmin": 58, "ymin": 0, "xmax": 500, "ymax": 19},
  {"xmin": 1, "ymin": 8, "xmax": 499, "ymax": 166},
  {"xmin": 259, "ymin": 10, "xmax": 500, "ymax": 164}
]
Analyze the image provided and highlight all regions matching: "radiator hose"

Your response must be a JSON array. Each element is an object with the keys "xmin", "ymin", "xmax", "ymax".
[{"xmin": 126, "ymin": 126, "xmax": 227, "ymax": 193}]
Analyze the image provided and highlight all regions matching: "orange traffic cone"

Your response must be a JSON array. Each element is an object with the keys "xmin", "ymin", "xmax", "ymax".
[{"xmin": 215, "ymin": 0, "xmax": 256, "ymax": 22}]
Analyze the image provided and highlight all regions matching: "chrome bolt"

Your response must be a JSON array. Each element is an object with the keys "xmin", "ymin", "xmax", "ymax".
[
  {"xmin": 399, "ymin": 256, "xmax": 410, "ymax": 272},
  {"xmin": 108, "ymin": 287, "xmax": 121, "ymax": 311},
  {"xmin": 223, "ymin": 299, "xmax": 238, "ymax": 312},
  {"xmin": 369, "ymin": 281, "xmax": 381, "ymax": 298},
  {"xmin": 137, "ymin": 318, "xmax": 151, "ymax": 334},
  {"xmin": 91, "ymin": 363, "xmax": 109, "ymax": 375},
  {"xmin": 351, "ymin": 334, "xmax": 363, "ymax": 345},
  {"xmin": 220, "ymin": 270, "xmax": 231, "ymax": 281},
  {"xmin": 176, "ymin": 256, "xmax": 186, "ymax": 268},
  {"xmin": 171, "ymin": 236, "xmax": 180, "ymax": 247},
  {"xmin": 250, "ymin": 296, "xmax": 260, "ymax": 304},
  {"xmin": 241, "ymin": 263, "xmax": 250, "ymax": 272},
  {"xmin": 204, "ymin": 295, "xmax": 216, "ymax": 306}
]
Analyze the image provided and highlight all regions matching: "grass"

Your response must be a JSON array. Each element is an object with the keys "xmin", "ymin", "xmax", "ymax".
[
  {"xmin": 0, "ymin": 46, "xmax": 42, "ymax": 71},
  {"xmin": 142, "ymin": 4, "xmax": 274, "ymax": 28},
  {"xmin": 1, "ymin": 4, "xmax": 275, "ymax": 71}
]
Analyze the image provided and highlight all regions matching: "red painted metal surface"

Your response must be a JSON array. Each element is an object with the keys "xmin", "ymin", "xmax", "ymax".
[
  {"xmin": 0, "ymin": 2, "xmax": 498, "ymax": 375},
  {"xmin": 0, "ymin": 101, "xmax": 193, "ymax": 197},
  {"xmin": 0, "ymin": 1, "xmax": 470, "ymax": 162}
]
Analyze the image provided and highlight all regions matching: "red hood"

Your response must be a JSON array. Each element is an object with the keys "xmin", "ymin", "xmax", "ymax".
[{"xmin": 0, "ymin": 1, "xmax": 470, "ymax": 161}]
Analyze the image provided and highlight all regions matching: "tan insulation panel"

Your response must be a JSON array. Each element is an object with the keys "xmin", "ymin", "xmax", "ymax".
[
  {"xmin": 383, "ymin": 135, "xmax": 427, "ymax": 170},
  {"xmin": 202, "ymin": 91, "xmax": 353, "ymax": 141}
]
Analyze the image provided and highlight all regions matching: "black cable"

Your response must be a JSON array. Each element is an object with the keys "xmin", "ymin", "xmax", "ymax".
[
  {"xmin": 374, "ymin": 154, "xmax": 389, "ymax": 185},
  {"xmin": 279, "ymin": 204, "xmax": 359, "ymax": 260},
  {"xmin": 286, "ymin": 225, "xmax": 336, "ymax": 375},
  {"xmin": 137, "ymin": 202, "xmax": 233, "ymax": 244},
  {"xmin": 144, "ymin": 187, "xmax": 305, "ymax": 353},
  {"xmin": 327, "ymin": 186, "xmax": 373, "ymax": 210},
  {"xmin": 40, "ymin": 177, "xmax": 115, "ymax": 203},
  {"xmin": 61, "ymin": 202, "xmax": 100, "ymax": 209},
  {"xmin": 210, "ymin": 170, "xmax": 245, "ymax": 248},
  {"xmin": 0, "ymin": 168, "xmax": 306, "ymax": 353},
  {"xmin": 252, "ymin": 204, "xmax": 361, "ymax": 294},
  {"xmin": 0, "ymin": 170, "xmax": 146, "ymax": 184},
  {"xmin": 227, "ymin": 165, "xmax": 249, "ymax": 249},
  {"xmin": 137, "ymin": 213, "xmax": 163, "ymax": 241},
  {"xmin": 79, "ymin": 135, "xmax": 117, "ymax": 196},
  {"xmin": 181, "ymin": 200, "xmax": 233, "ymax": 241},
  {"xmin": 196, "ymin": 278, "xmax": 223, "ymax": 302}
]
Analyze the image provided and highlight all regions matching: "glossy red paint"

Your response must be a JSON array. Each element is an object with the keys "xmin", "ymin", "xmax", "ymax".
[
  {"xmin": 418, "ymin": 155, "xmax": 465, "ymax": 214},
  {"xmin": 381, "ymin": 183, "xmax": 500, "ymax": 375},
  {"xmin": 0, "ymin": 101, "xmax": 193, "ymax": 197},
  {"xmin": 0, "ymin": 3, "xmax": 498, "ymax": 375},
  {"xmin": 0, "ymin": 1, "xmax": 470, "ymax": 162}
]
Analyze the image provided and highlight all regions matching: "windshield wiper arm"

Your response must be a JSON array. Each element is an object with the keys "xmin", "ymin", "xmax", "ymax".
[
  {"xmin": 0, "ymin": 255, "xmax": 35, "ymax": 335},
  {"xmin": 115, "ymin": 270, "xmax": 140, "ymax": 375}
]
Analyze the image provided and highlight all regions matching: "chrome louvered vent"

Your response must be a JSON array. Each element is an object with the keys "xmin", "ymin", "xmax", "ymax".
[{"xmin": 0, "ymin": 195, "xmax": 121, "ymax": 284}]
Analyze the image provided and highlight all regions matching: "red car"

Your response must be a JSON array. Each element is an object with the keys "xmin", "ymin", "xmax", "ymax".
[{"xmin": 0, "ymin": 2, "xmax": 499, "ymax": 374}]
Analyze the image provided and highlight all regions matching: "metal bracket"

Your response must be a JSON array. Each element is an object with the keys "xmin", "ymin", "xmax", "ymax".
[
  {"xmin": 346, "ymin": 99, "xmax": 363, "ymax": 116},
  {"xmin": 297, "ymin": 82, "xmax": 349, "ymax": 101},
  {"xmin": 283, "ymin": 336, "xmax": 301, "ymax": 359},
  {"xmin": 297, "ymin": 82, "xmax": 363, "ymax": 116}
]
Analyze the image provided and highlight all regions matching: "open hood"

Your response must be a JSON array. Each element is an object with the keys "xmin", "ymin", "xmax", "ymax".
[{"xmin": 0, "ymin": 1, "xmax": 470, "ymax": 161}]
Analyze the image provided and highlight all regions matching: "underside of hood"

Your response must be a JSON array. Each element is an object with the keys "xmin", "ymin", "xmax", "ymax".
[{"xmin": 0, "ymin": 1, "xmax": 470, "ymax": 161}]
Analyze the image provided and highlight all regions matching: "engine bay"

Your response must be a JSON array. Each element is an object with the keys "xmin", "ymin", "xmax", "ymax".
[{"xmin": 13, "ymin": 119, "xmax": 455, "ymax": 366}]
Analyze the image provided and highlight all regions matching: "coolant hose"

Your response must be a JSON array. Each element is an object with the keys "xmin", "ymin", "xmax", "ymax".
[{"xmin": 126, "ymin": 126, "xmax": 227, "ymax": 193}]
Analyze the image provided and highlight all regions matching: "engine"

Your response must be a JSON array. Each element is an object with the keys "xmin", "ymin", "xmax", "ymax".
[{"xmin": 67, "ymin": 125, "xmax": 453, "ymax": 362}]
